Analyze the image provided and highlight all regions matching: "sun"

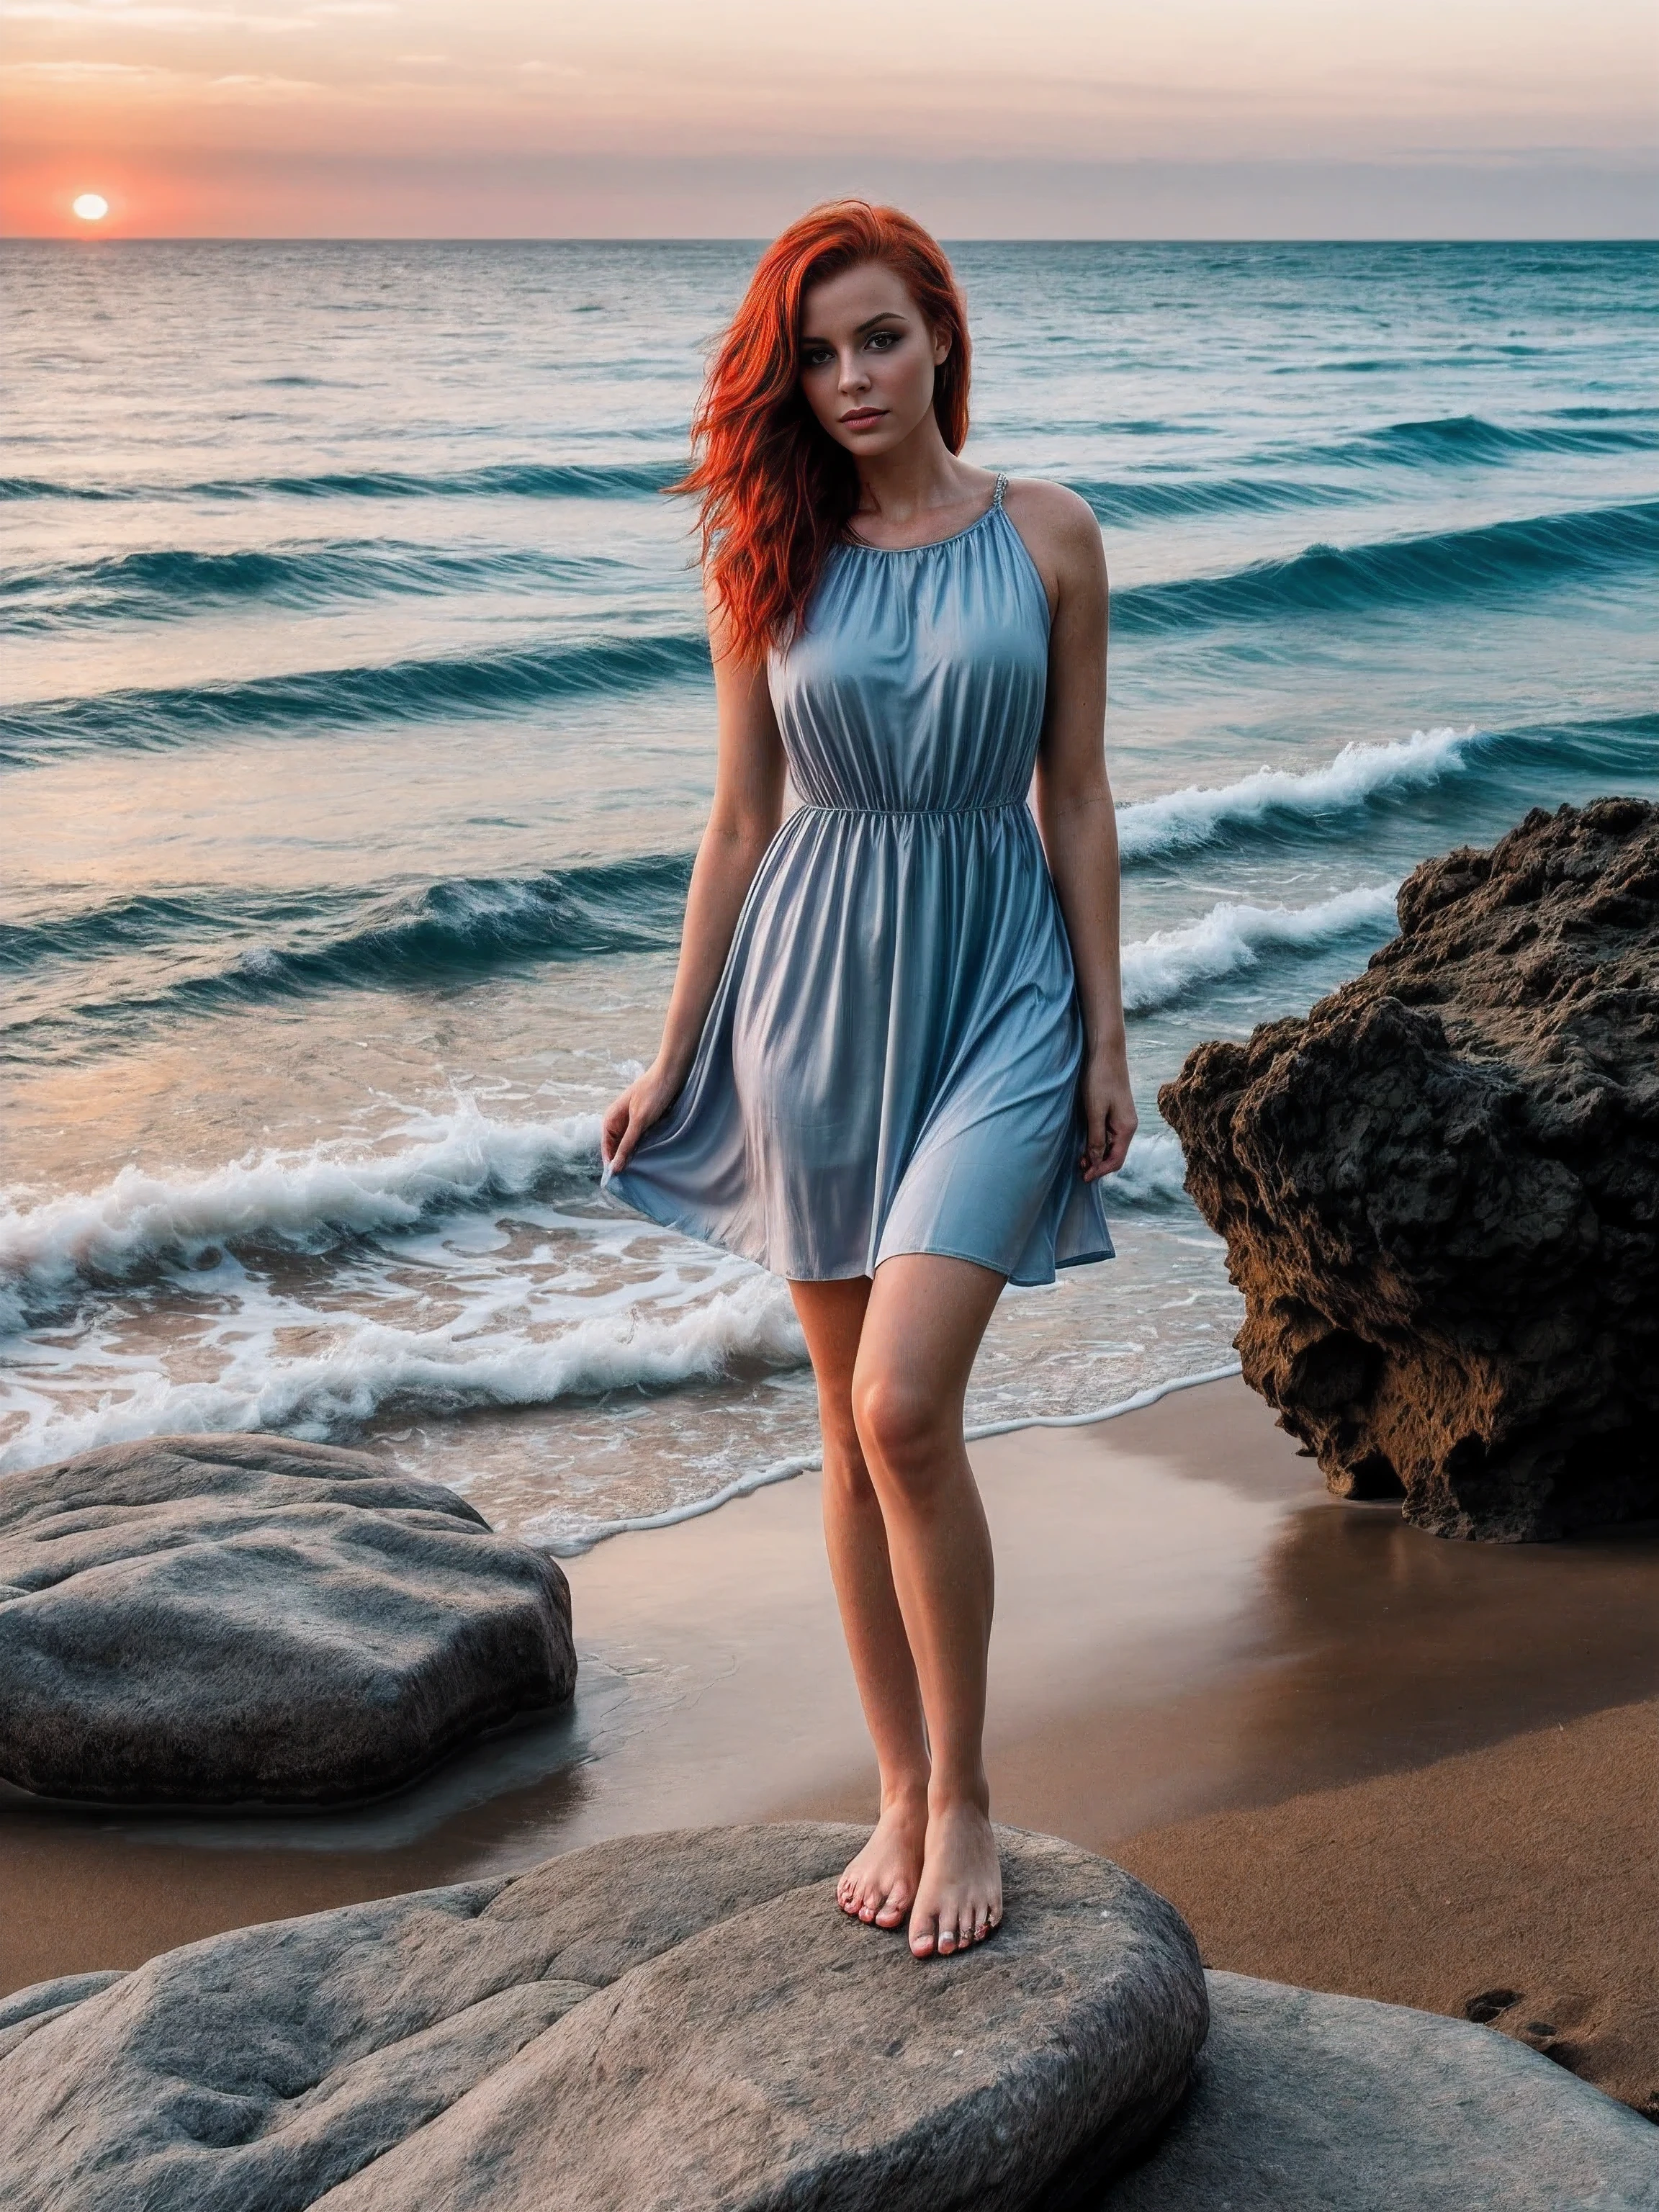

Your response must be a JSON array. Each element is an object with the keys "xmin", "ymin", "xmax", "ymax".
[{"xmin": 71, "ymin": 194, "xmax": 109, "ymax": 222}]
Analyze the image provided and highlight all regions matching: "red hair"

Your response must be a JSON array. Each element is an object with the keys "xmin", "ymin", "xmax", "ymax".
[{"xmin": 677, "ymin": 202, "xmax": 971, "ymax": 663}]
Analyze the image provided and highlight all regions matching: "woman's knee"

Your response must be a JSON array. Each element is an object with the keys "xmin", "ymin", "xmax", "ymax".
[
  {"xmin": 851, "ymin": 1367, "xmax": 950, "ymax": 1494},
  {"xmin": 819, "ymin": 1403, "xmax": 877, "ymax": 1503}
]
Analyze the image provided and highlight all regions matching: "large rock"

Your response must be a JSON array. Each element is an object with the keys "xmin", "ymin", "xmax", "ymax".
[
  {"xmin": 1105, "ymin": 1972, "xmax": 1659, "ymax": 2210},
  {"xmin": 0, "ymin": 1822, "xmax": 1206, "ymax": 2212},
  {"xmin": 1160, "ymin": 799, "xmax": 1659, "ymax": 1539},
  {"xmin": 0, "ymin": 1433, "xmax": 575, "ymax": 1804}
]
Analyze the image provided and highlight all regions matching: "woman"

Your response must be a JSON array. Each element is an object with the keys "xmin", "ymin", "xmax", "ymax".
[{"xmin": 603, "ymin": 202, "xmax": 1134, "ymax": 1960}]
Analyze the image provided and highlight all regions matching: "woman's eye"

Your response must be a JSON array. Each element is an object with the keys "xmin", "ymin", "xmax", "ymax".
[
  {"xmin": 801, "ymin": 348, "xmax": 832, "ymax": 369},
  {"xmin": 867, "ymin": 330, "xmax": 899, "ymax": 351}
]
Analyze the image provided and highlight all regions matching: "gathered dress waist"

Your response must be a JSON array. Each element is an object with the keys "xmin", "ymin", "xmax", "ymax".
[{"xmin": 792, "ymin": 799, "xmax": 1028, "ymax": 820}]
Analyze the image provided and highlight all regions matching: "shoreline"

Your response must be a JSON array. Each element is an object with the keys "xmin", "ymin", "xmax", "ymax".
[
  {"xmin": 536, "ymin": 1357, "xmax": 1245, "ymax": 1554},
  {"xmin": 3, "ymin": 1375, "xmax": 1654, "ymax": 2110}
]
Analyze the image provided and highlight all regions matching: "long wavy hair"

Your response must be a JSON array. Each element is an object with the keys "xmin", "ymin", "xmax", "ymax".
[{"xmin": 678, "ymin": 202, "xmax": 971, "ymax": 663}]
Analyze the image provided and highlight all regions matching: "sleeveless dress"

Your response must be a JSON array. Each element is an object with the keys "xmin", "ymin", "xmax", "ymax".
[{"xmin": 603, "ymin": 477, "xmax": 1115, "ymax": 1287}]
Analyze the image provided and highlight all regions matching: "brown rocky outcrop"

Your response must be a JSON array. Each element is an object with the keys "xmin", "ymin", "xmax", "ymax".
[{"xmin": 1159, "ymin": 799, "xmax": 1659, "ymax": 1540}]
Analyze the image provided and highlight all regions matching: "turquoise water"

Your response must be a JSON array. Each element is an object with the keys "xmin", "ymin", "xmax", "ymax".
[{"xmin": 3, "ymin": 240, "xmax": 1655, "ymax": 1545}]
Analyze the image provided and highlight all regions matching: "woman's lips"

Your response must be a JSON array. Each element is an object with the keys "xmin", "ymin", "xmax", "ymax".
[{"xmin": 840, "ymin": 408, "xmax": 885, "ymax": 426}]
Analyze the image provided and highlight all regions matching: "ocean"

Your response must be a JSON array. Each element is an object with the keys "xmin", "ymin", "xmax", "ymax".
[{"xmin": 3, "ymin": 238, "xmax": 1655, "ymax": 1551}]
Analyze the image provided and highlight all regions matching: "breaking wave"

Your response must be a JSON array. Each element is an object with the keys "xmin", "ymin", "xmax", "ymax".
[
  {"xmin": 1116, "ymin": 725, "xmax": 1478, "ymax": 860},
  {"xmin": 1120, "ymin": 882, "xmax": 1401, "ymax": 1012},
  {"xmin": 0, "ymin": 1272, "xmax": 807, "ymax": 1474},
  {"xmin": 0, "ymin": 1101, "xmax": 602, "ymax": 1331}
]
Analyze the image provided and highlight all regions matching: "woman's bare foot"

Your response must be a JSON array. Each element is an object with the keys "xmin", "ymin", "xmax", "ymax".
[
  {"xmin": 837, "ymin": 1789, "xmax": 928, "ymax": 1929},
  {"xmin": 909, "ymin": 1797, "xmax": 1002, "ymax": 1958}
]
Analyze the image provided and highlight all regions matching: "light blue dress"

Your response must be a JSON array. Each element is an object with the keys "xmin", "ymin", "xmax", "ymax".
[{"xmin": 605, "ymin": 477, "xmax": 1115, "ymax": 1286}]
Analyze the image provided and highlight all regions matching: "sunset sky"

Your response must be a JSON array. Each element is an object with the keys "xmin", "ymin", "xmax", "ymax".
[{"xmin": 4, "ymin": 0, "xmax": 1656, "ymax": 238}]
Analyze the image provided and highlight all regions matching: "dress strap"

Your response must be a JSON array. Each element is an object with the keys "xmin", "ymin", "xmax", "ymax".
[{"xmin": 992, "ymin": 472, "xmax": 1009, "ymax": 510}]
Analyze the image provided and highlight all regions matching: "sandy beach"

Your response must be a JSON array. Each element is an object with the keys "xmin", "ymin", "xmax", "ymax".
[{"xmin": 3, "ymin": 1375, "xmax": 1655, "ymax": 2114}]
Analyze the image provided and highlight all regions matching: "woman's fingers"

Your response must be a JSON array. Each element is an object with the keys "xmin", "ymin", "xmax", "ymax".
[
  {"xmin": 601, "ymin": 1092, "xmax": 635, "ymax": 1170},
  {"xmin": 1100, "ymin": 1095, "xmax": 1137, "ymax": 1176},
  {"xmin": 610, "ymin": 1109, "xmax": 641, "ymax": 1174},
  {"xmin": 1082, "ymin": 1082, "xmax": 1137, "ymax": 1182}
]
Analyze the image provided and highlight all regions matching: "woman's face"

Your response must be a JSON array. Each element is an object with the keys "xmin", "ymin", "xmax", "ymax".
[{"xmin": 798, "ymin": 261, "xmax": 950, "ymax": 459}]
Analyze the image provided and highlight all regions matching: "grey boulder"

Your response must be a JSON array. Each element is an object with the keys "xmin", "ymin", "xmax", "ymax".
[
  {"xmin": 1105, "ymin": 1972, "xmax": 1659, "ymax": 2211},
  {"xmin": 0, "ymin": 1432, "xmax": 575, "ymax": 1804},
  {"xmin": 0, "ymin": 1822, "xmax": 1208, "ymax": 2212}
]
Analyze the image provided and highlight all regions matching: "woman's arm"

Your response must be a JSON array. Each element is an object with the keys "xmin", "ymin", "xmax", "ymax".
[
  {"xmin": 602, "ymin": 598, "xmax": 788, "ymax": 1172},
  {"xmin": 1019, "ymin": 483, "xmax": 1137, "ymax": 1182}
]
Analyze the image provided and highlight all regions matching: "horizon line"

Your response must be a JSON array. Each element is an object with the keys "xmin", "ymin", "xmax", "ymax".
[{"xmin": 4, "ymin": 232, "xmax": 1655, "ymax": 246}]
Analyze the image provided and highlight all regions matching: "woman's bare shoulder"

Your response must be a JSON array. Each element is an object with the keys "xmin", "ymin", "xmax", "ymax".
[
  {"xmin": 1001, "ymin": 475, "xmax": 1099, "ymax": 541},
  {"xmin": 1000, "ymin": 476, "xmax": 1107, "ymax": 593}
]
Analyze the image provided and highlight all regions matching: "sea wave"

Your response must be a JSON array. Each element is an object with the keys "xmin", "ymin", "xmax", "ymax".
[
  {"xmin": 0, "ymin": 631, "xmax": 711, "ymax": 763},
  {"xmin": 1070, "ymin": 474, "xmax": 1355, "ymax": 525},
  {"xmin": 215, "ymin": 856, "xmax": 689, "ymax": 995},
  {"xmin": 12, "ymin": 504, "xmax": 1652, "ymax": 759},
  {"xmin": 12, "ymin": 715, "xmax": 1652, "ymax": 1051},
  {"xmin": 1301, "ymin": 412, "xmax": 1659, "ymax": 468},
  {"xmin": 1120, "ymin": 882, "xmax": 1401, "ymax": 1012},
  {"xmin": 1116, "ymin": 725, "xmax": 1478, "ymax": 860},
  {"xmin": 1, "ymin": 858, "xmax": 693, "ymax": 1053},
  {"xmin": 0, "ymin": 1272, "xmax": 807, "ymax": 1475},
  {"xmin": 0, "ymin": 541, "xmax": 620, "ymax": 629},
  {"xmin": 1102, "ymin": 1124, "xmax": 1191, "ymax": 1207},
  {"xmin": 0, "ymin": 884, "xmax": 364, "ymax": 979},
  {"xmin": 0, "ymin": 1084, "xmax": 1197, "ymax": 1334},
  {"xmin": 1111, "ymin": 500, "xmax": 1659, "ymax": 635},
  {"xmin": 0, "ymin": 1100, "xmax": 603, "ymax": 1331},
  {"xmin": 1112, "ymin": 711, "xmax": 1659, "ymax": 866},
  {"xmin": 0, "ymin": 459, "xmax": 685, "ymax": 505}
]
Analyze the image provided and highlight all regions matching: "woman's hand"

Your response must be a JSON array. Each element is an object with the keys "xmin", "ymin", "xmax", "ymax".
[
  {"xmin": 602, "ymin": 1061, "xmax": 684, "ymax": 1176},
  {"xmin": 1080, "ymin": 1040, "xmax": 1137, "ymax": 1182}
]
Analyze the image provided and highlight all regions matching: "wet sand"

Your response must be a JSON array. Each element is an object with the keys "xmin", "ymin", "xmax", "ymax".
[
  {"xmin": 1115, "ymin": 1696, "xmax": 1659, "ymax": 2116},
  {"xmin": 3, "ymin": 1377, "xmax": 1655, "ymax": 2105}
]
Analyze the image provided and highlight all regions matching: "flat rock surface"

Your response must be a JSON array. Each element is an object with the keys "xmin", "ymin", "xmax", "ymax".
[
  {"xmin": 1105, "ymin": 1972, "xmax": 1659, "ymax": 2211},
  {"xmin": 1160, "ymin": 798, "xmax": 1659, "ymax": 1539},
  {"xmin": 0, "ymin": 1822, "xmax": 1208, "ymax": 2212},
  {"xmin": 0, "ymin": 1433, "xmax": 575, "ymax": 1805}
]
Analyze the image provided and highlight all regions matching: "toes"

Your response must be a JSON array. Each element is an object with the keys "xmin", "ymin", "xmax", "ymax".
[
  {"xmin": 910, "ymin": 1915, "xmax": 938, "ymax": 1959},
  {"xmin": 873, "ymin": 1879, "xmax": 912, "ymax": 1930}
]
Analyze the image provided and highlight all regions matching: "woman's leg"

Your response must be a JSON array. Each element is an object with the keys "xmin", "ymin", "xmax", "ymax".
[
  {"xmin": 852, "ymin": 1253, "xmax": 1007, "ymax": 1958},
  {"xmin": 790, "ymin": 1276, "xmax": 932, "ymax": 1930}
]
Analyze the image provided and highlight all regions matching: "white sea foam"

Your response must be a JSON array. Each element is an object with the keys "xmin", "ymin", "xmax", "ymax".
[
  {"xmin": 0, "ymin": 1271, "xmax": 806, "ymax": 1473},
  {"xmin": 1104, "ymin": 1124, "xmax": 1190, "ymax": 1207},
  {"xmin": 0, "ymin": 1099, "xmax": 602, "ymax": 1331},
  {"xmin": 1116, "ymin": 726, "xmax": 1480, "ymax": 861},
  {"xmin": 1120, "ymin": 881, "xmax": 1401, "ymax": 1013}
]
